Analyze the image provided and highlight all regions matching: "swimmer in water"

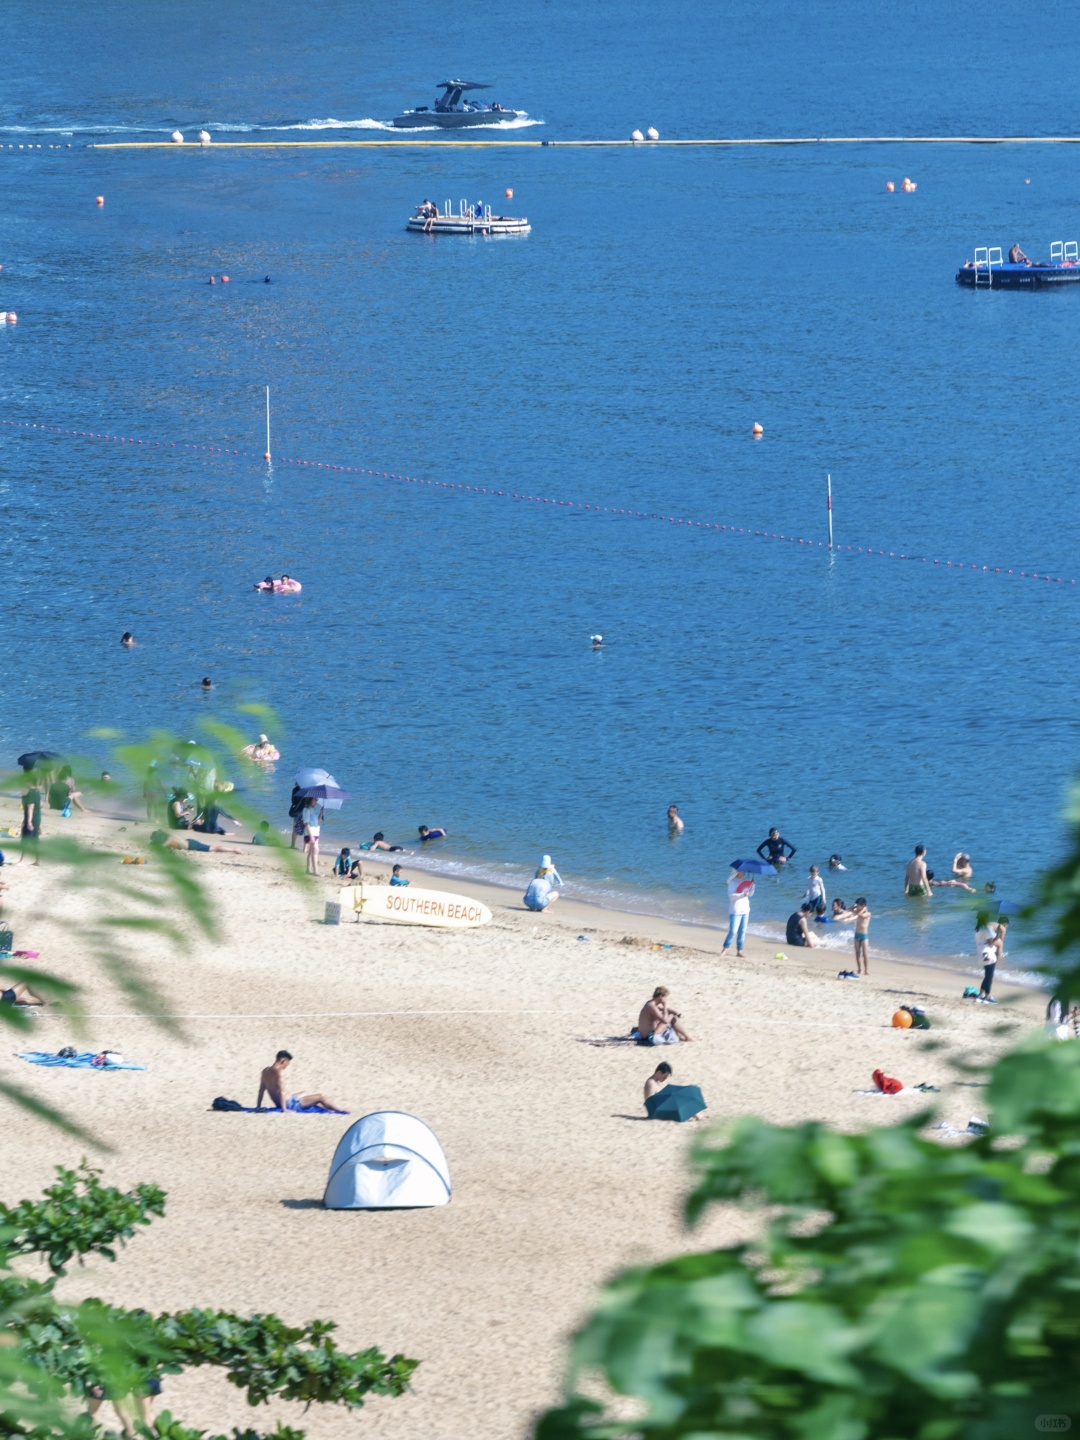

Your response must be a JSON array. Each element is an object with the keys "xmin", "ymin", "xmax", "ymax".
[
  {"xmin": 201, "ymin": 677, "xmax": 213, "ymax": 690},
  {"xmin": 828, "ymin": 853, "xmax": 846, "ymax": 871},
  {"xmin": 904, "ymin": 845, "xmax": 932, "ymax": 898},
  {"xmin": 263, "ymin": 275, "xmax": 272, "ymax": 283},
  {"xmin": 952, "ymin": 851, "xmax": 973, "ymax": 880},
  {"xmin": 120, "ymin": 632, "xmax": 135, "ymax": 647},
  {"xmin": 667, "ymin": 804, "xmax": 684, "ymax": 833},
  {"xmin": 928, "ymin": 870, "xmax": 976, "ymax": 893},
  {"xmin": 591, "ymin": 634, "xmax": 603, "ymax": 649},
  {"xmin": 418, "ymin": 825, "xmax": 447, "ymax": 841}
]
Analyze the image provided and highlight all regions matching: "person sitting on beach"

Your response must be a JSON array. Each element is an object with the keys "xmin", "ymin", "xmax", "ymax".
[
  {"xmin": 252, "ymin": 820, "xmax": 271, "ymax": 845},
  {"xmin": 333, "ymin": 847, "xmax": 353, "ymax": 877},
  {"xmin": 1009, "ymin": 243, "xmax": 1031, "ymax": 265},
  {"xmin": 418, "ymin": 825, "xmax": 447, "ymax": 841},
  {"xmin": 49, "ymin": 765, "xmax": 87, "ymax": 813},
  {"xmin": 952, "ymin": 851, "xmax": 973, "ymax": 880},
  {"xmin": 167, "ymin": 788, "xmax": 191, "ymax": 830},
  {"xmin": 785, "ymin": 903, "xmax": 820, "ymax": 948},
  {"xmin": 757, "ymin": 828, "xmax": 795, "ymax": 867},
  {"xmin": 390, "ymin": 864, "xmax": 409, "ymax": 886},
  {"xmin": 928, "ymin": 869, "xmax": 976, "ymax": 893},
  {"xmin": 905, "ymin": 845, "xmax": 932, "ymax": 897},
  {"xmin": 523, "ymin": 856, "xmax": 563, "ymax": 912},
  {"xmin": 635, "ymin": 986, "xmax": 691, "ymax": 1044},
  {"xmin": 644, "ymin": 1061, "xmax": 672, "ymax": 1103},
  {"xmin": 667, "ymin": 804, "xmax": 684, "ymax": 833},
  {"xmin": 256, "ymin": 1051, "xmax": 344, "ymax": 1113},
  {"xmin": 1, "ymin": 978, "xmax": 47, "ymax": 1007}
]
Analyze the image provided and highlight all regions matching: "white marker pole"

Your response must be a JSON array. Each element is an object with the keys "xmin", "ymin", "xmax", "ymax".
[
  {"xmin": 827, "ymin": 473, "xmax": 833, "ymax": 549},
  {"xmin": 264, "ymin": 386, "xmax": 271, "ymax": 462}
]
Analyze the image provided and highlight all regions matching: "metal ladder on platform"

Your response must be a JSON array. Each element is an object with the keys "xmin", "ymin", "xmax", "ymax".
[
  {"xmin": 1050, "ymin": 241, "xmax": 1079, "ymax": 265},
  {"xmin": 973, "ymin": 246, "xmax": 1002, "ymax": 287}
]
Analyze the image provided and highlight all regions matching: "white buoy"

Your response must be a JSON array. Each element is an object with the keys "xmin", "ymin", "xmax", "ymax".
[
  {"xmin": 170, "ymin": 130, "xmax": 184, "ymax": 145},
  {"xmin": 646, "ymin": 126, "xmax": 659, "ymax": 141},
  {"xmin": 630, "ymin": 129, "xmax": 644, "ymax": 142},
  {"xmin": 198, "ymin": 130, "xmax": 211, "ymax": 146}
]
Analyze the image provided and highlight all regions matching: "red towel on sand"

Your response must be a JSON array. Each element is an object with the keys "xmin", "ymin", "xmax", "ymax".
[{"xmin": 872, "ymin": 1068, "xmax": 903, "ymax": 1094}]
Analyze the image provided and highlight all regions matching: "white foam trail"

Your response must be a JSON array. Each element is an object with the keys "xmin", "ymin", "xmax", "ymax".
[{"xmin": 0, "ymin": 115, "xmax": 544, "ymax": 138}]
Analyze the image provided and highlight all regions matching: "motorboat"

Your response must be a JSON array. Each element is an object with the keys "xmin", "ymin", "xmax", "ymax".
[
  {"xmin": 407, "ymin": 199, "xmax": 530, "ymax": 236},
  {"xmin": 957, "ymin": 241, "xmax": 1080, "ymax": 288},
  {"xmin": 392, "ymin": 80, "xmax": 527, "ymax": 129}
]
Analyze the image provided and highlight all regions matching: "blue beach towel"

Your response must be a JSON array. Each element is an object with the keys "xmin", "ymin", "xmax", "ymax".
[
  {"xmin": 212, "ymin": 1096, "xmax": 348, "ymax": 1115},
  {"xmin": 16, "ymin": 1051, "xmax": 147, "ymax": 1071}
]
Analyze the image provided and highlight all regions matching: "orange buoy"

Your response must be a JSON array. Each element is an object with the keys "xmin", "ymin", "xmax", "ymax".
[
  {"xmin": 4, "ymin": 312, "xmax": 16, "ymax": 323},
  {"xmin": 892, "ymin": 1009, "xmax": 913, "ymax": 1029},
  {"xmin": 505, "ymin": 187, "xmax": 513, "ymax": 198},
  {"xmin": 886, "ymin": 181, "xmax": 895, "ymax": 192},
  {"xmin": 221, "ymin": 275, "xmax": 230, "ymax": 282},
  {"xmin": 263, "ymin": 452, "xmax": 271, "ymax": 461},
  {"xmin": 95, "ymin": 195, "xmax": 104, "ymax": 206},
  {"xmin": 752, "ymin": 422, "xmax": 764, "ymax": 437}
]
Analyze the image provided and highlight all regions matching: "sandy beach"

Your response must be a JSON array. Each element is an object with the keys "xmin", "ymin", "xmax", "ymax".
[{"xmin": 0, "ymin": 799, "xmax": 1041, "ymax": 1440}]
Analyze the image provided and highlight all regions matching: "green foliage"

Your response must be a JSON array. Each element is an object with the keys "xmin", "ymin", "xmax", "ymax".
[
  {"xmin": 0, "ymin": 1167, "xmax": 416, "ymax": 1440},
  {"xmin": 0, "ymin": 1162, "xmax": 164, "ymax": 1275},
  {"xmin": 536, "ymin": 789, "xmax": 1080, "ymax": 1439}
]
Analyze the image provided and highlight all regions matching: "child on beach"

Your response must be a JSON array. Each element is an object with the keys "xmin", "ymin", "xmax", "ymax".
[
  {"xmin": 852, "ymin": 898, "xmax": 871, "ymax": 975},
  {"xmin": 390, "ymin": 864, "xmax": 409, "ymax": 886},
  {"xmin": 333, "ymin": 847, "xmax": 352, "ymax": 877}
]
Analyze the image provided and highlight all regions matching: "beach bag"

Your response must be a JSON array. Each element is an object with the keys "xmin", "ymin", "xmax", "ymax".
[
  {"xmin": 212, "ymin": 1096, "xmax": 244, "ymax": 1112},
  {"xmin": 872, "ymin": 1068, "xmax": 903, "ymax": 1095}
]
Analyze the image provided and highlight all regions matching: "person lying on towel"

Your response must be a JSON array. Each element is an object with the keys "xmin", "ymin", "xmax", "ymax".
[{"xmin": 256, "ymin": 1050, "xmax": 345, "ymax": 1113}]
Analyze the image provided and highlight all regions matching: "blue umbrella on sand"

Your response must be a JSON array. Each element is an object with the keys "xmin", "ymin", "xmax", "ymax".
[
  {"xmin": 729, "ymin": 858, "xmax": 778, "ymax": 876},
  {"xmin": 645, "ymin": 1084, "xmax": 707, "ymax": 1122}
]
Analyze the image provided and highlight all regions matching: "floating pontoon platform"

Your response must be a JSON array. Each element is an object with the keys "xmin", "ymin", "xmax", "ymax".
[
  {"xmin": 407, "ymin": 199, "xmax": 530, "ymax": 235},
  {"xmin": 957, "ymin": 241, "xmax": 1080, "ymax": 287}
]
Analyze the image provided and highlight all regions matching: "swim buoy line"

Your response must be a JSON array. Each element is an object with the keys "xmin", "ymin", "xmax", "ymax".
[{"xmin": 0, "ymin": 419, "xmax": 1075, "ymax": 593}]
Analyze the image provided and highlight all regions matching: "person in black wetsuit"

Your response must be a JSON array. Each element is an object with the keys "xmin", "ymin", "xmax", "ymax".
[
  {"xmin": 785, "ymin": 903, "xmax": 820, "ymax": 948},
  {"xmin": 757, "ymin": 828, "xmax": 796, "ymax": 868}
]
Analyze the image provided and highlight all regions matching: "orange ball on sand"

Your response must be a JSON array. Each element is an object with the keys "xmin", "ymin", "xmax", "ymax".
[{"xmin": 892, "ymin": 1009, "xmax": 913, "ymax": 1029}]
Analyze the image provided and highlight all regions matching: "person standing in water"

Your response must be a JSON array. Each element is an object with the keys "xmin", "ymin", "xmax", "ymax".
[
  {"xmin": 905, "ymin": 845, "xmax": 932, "ymax": 898},
  {"xmin": 667, "ymin": 805, "xmax": 684, "ymax": 834}
]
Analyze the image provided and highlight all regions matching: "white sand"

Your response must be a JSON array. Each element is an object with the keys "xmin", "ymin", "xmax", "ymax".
[{"xmin": 0, "ymin": 802, "xmax": 1039, "ymax": 1439}]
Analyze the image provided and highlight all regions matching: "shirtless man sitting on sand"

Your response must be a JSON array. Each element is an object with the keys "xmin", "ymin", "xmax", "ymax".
[
  {"xmin": 905, "ymin": 845, "xmax": 932, "ymax": 898},
  {"xmin": 644, "ymin": 1062, "xmax": 672, "ymax": 1101},
  {"xmin": 256, "ymin": 1050, "xmax": 344, "ymax": 1113},
  {"xmin": 636, "ymin": 986, "xmax": 692, "ymax": 1044}
]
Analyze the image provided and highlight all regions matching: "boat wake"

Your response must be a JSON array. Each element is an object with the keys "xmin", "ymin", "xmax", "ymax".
[{"xmin": 0, "ymin": 116, "xmax": 544, "ymax": 138}]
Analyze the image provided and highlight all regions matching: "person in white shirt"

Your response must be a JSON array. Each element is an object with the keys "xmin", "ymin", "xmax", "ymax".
[
  {"xmin": 721, "ymin": 869, "xmax": 755, "ymax": 957},
  {"xmin": 802, "ymin": 865, "xmax": 827, "ymax": 916}
]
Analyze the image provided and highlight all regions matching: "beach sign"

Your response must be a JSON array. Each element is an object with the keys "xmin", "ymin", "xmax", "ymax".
[{"xmin": 338, "ymin": 884, "xmax": 492, "ymax": 929}]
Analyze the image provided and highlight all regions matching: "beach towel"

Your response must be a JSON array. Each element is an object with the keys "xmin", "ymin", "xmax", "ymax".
[
  {"xmin": 16, "ymin": 1051, "xmax": 147, "ymax": 1071},
  {"xmin": 211, "ymin": 1095, "xmax": 348, "ymax": 1115}
]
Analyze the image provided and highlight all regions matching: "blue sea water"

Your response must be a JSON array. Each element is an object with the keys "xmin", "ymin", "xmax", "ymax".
[{"xmin": 1, "ymin": 0, "xmax": 1079, "ymax": 968}]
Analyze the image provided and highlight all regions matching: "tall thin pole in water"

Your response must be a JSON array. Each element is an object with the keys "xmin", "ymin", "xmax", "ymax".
[
  {"xmin": 264, "ymin": 387, "xmax": 271, "ymax": 462},
  {"xmin": 827, "ymin": 473, "xmax": 833, "ymax": 549}
]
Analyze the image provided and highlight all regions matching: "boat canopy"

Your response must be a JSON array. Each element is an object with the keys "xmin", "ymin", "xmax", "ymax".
[{"xmin": 438, "ymin": 80, "xmax": 491, "ymax": 91}]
